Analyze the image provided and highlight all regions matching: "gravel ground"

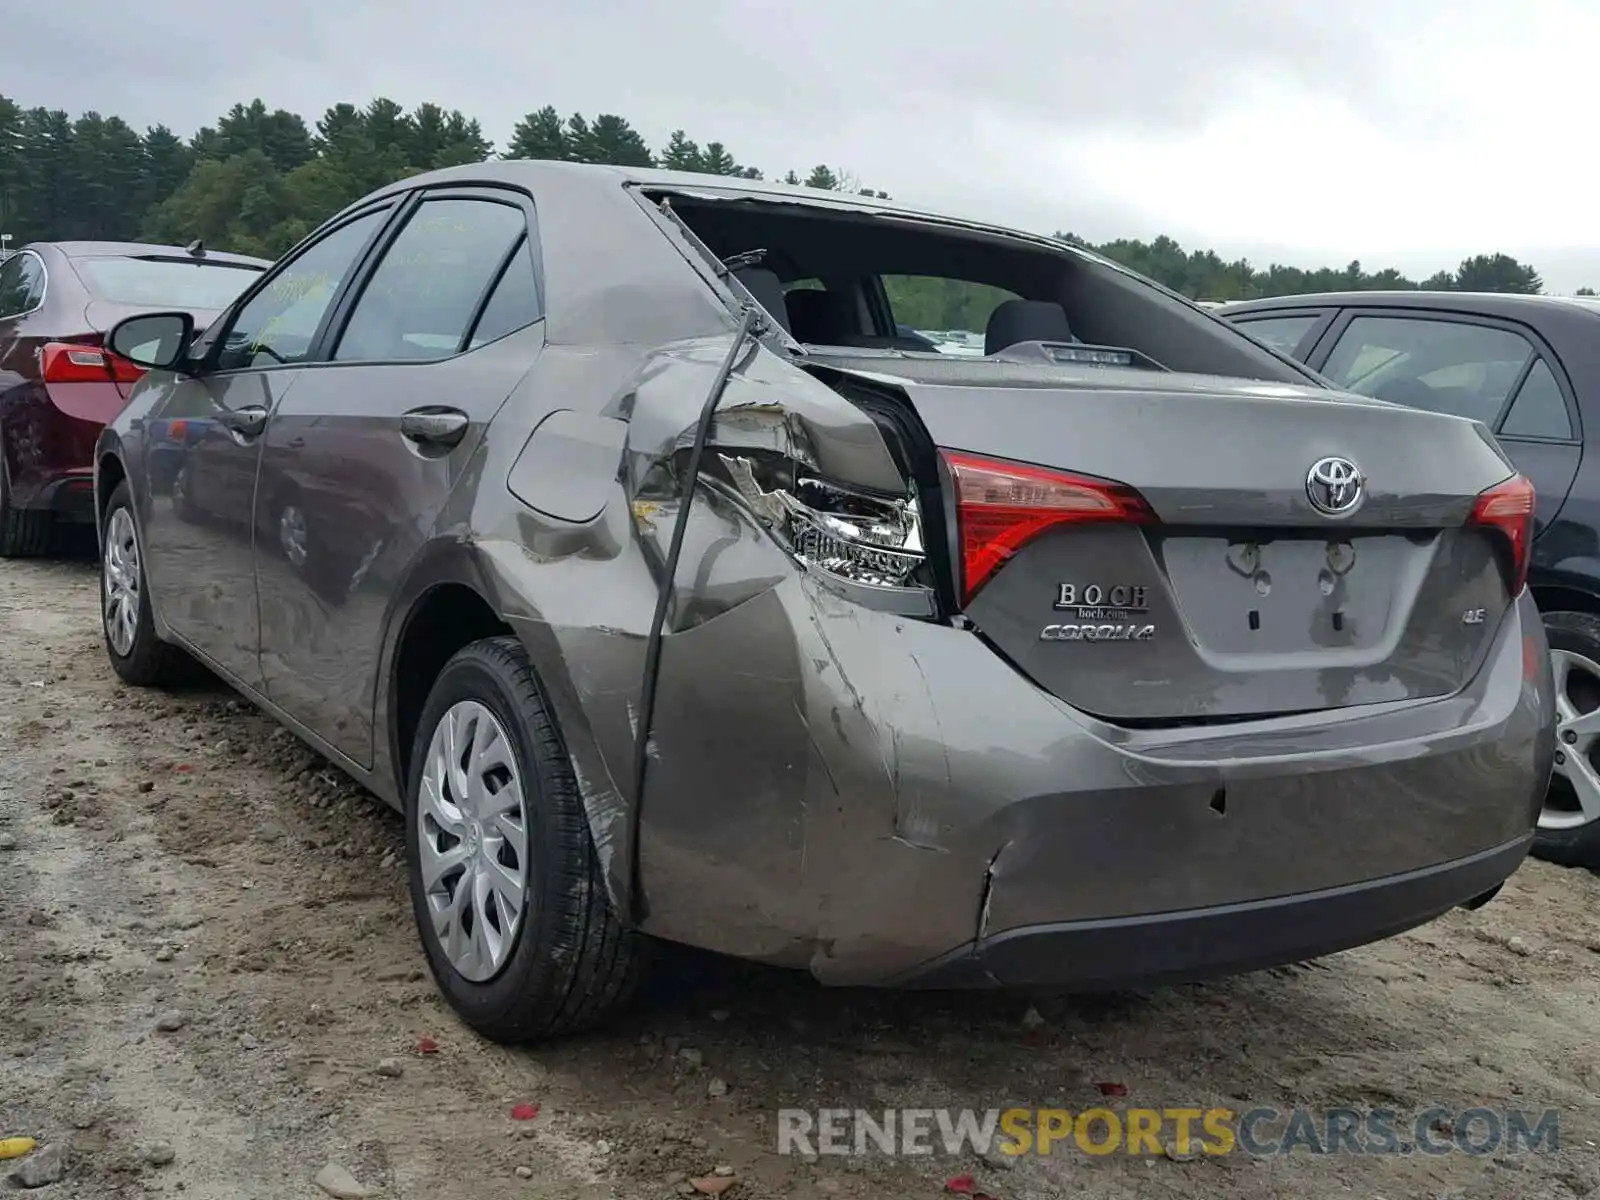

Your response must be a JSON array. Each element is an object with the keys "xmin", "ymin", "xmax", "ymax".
[{"xmin": 4, "ymin": 549, "xmax": 1600, "ymax": 1199}]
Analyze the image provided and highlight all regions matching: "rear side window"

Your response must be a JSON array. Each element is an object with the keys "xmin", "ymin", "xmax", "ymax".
[
  {"xmin": 72, "ymin": 257, "xmax": 262, "ymax": 310},
  {"xmin": 466, "ymin": 237, "xmax": 541, "ymax": 350},
  {"xmin": 1499, "ymin": 359, "xmax": 1573, "ymax": 439},
  {"xmin": 0, "ymin": 252, "xmax": 45, "ymax": 318},
  {"xmin": 1320, "ymin": 315, "xmax": 1535, "ymax": 424},
  {"xmin": 334, "ymin": 197, "xmax": 533, "ymax": 362},
  {"xmin": 1233, "ymin": 313, "xmax": 1319, "ymax": 358}
]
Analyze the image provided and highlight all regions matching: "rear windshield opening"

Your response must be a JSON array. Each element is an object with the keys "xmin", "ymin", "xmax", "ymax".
[
  {"xmin": 72, "ymin": 256, "xmax": 264, "ymax": 310},
  {"xmin": 648, "ymin": 191, "xmax": 1309, "ymax": 384}
]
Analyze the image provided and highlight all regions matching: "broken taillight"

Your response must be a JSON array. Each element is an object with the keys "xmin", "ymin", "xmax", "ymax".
[
  {"xmin": 719, "ymin": 454, "xmax": 926, "ymax": 589},
  {"xmin": 1469, "ymin": 473, "xmax": 1536, "ymax": 597},
  {"xmin": 940, "ymin": 449, "xmax": 1155, "ymax": 604},
  {"xmin": 40, "ymin": 341, "xmax": 146, "ymax": 385}
]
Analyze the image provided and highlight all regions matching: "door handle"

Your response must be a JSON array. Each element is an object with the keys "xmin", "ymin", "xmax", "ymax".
[
  {"xmin": 400, "ymin": 408, "xmax": 469, "ymax": 449},
  {"xmin": 217, "ymin": 405, "xmax": 268, "ymax": 438}
]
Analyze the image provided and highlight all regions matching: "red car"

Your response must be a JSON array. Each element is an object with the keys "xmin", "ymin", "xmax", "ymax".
[{"xmin": 0, "ymin": 241, "xmax": 268, "ymax": 556}]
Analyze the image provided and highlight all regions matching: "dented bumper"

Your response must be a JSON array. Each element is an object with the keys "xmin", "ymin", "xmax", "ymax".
[
  {"xmin": 633, "ymin": 574, "xmax": 1552, "ymax": 987},
  {"xmin": 895, "ymin": 836, "xmax": 1531, "ymax": 989}
]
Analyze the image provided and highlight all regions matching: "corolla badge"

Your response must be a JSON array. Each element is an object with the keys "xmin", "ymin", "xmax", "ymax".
[{"xmin": 1306, "ymin": 456, "xmax": 1364, "ymax": 516}]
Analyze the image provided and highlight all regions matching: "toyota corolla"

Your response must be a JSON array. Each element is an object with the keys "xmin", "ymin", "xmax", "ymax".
[{"xmin": 92, "ymin": 163, "xmax": 1555, "ymax": 1042}]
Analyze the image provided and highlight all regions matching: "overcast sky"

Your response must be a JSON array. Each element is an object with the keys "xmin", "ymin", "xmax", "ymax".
[{"xmin": 8, "ymin": 0, "xmax": 1599, "ymax": 289}]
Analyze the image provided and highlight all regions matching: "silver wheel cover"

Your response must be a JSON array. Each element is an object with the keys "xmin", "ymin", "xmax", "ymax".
[
  {"xmin": 1545, "ymin": 647, "xmax": 1600, "ymax": 831},
  {"xmin": 417, "ymin": 700, "xmax": 531, "ymax": 982},
  {"xmin": 103, "ymin": 506, "xmax": 141, "ymax": 657}
]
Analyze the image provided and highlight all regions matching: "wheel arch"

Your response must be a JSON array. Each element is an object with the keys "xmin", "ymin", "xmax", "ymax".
[
  {"xmin": 1531, "ymin": 579, "xmax": 1600, "ymax": 618},
  {"xmin": 377, "ymin": 538, "xmax": 635, "ymax": 919},
  {"xmin": 94, "ymin": 450, "xmax": 127, "ymax": 536}
]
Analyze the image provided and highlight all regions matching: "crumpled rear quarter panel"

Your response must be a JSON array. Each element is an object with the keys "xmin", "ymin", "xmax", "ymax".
[{"xmin": 634, "ymin": 568, "xmax": 1549, "ymax": 984}]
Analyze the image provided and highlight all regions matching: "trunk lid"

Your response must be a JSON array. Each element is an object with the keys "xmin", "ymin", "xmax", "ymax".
[{"xmin": 809, "ymin": 354, "xmax": 1521, "ymax": 723}]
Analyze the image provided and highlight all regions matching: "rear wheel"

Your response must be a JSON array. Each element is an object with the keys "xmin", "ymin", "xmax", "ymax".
[
  {"xmin": 406, "ymin": 636, "xmax": 644, "ymax": 1042},
  {"xmin": 1535, "ymin": 610, "xmax": 1600, "ymax": 870},
  {"xmin": 100, "ymin": 481, "xmax": 198, "ymax": 687},
  {"xmin": 0, "ymin": 450, "xmax": 56, "ymax": 558}
]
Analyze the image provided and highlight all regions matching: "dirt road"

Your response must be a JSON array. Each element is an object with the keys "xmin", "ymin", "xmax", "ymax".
[{"xmin": 3, "ymin": 551, "xmax": 1600, "ymax": 1199}]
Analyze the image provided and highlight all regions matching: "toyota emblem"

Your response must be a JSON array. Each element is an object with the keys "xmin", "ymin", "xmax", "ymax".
[{"xmin": 1306, "ymin": 456, "xmax": 1364, "ymax": 516}]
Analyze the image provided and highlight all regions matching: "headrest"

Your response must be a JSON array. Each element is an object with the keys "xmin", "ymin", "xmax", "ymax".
[
  {"xmin": 985, "ymin": 299, "xmax": 1073, "ymax": 355},
  {"xmin": 732, "ymin": 266, "xmax": 791, "ymax": 333},
  {"xmin": 785, "ymin": 288, "xmax": 855, "ymax": 344}
]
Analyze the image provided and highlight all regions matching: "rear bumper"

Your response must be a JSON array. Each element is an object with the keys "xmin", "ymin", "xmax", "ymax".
[
  {"xmin": 36, "ymin": 469, "xmax": 97, "ymax": 522},
  {"xmin": 5, "ymin": 465, "xmax": 96, "ymax": 521},
  {"xmin": 2, "ymin": 378, "xmax": 107, "ymax": 519},
  {"xmin": 894, "ymin": 834, "xmax": 1531, "ymax": 988},
  {"xmin": 627, "ymin": 569, "xmax": 1554, "ymax": 988}
]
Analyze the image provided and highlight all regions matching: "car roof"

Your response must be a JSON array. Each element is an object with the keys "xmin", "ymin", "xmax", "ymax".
[
  {"xmin": 1221, "ymin": 290, "xmax": 1600, "ymax": 320},
  {"xmin": 358, "ymin": 160, "xmax": 1088, "ymax": 257},
  {"xmin": 385, "ymin": 160, "xmax": 938, "ymax": 216},
  {"xmin": 32, "ymin": 240, "xmax": 271, "ymax": 268}
]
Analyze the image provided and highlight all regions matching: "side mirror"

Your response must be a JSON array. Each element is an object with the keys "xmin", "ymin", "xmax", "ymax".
[{"xmin": 107, "ymin": 312, "xmax": 197, "ymax": 373}]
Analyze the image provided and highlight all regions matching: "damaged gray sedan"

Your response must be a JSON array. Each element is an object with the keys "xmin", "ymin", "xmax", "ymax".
[{"xmin": 92, "ymin": 162, "xmax": 1555, "ymax": 1041}]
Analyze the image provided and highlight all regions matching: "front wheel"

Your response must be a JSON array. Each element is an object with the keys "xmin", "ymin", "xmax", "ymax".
[
  {"xmin": 406, "ymin": 636, "xmax": 644, "ymax": 1042},
  {"xmin": 1535, "ymin": 610, "xmax": 1600, "ymax": 870},
  {"xmin": 100, "ymin": 481, "xmax": 198, "ymax": 687}
]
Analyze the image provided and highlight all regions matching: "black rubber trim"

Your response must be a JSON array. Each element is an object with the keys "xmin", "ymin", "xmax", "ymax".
[
  {"xmin": 628, "ymin": 305, "xmax": 761, "ymax": 922},
  {"xmin": 893, "ymin": 835, "xmax": 1532, "ymax": 990}
]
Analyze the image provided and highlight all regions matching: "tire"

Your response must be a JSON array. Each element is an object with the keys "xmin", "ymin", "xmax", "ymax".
[
  {"xmin": 1534, "ymin": 609, "xmax": 1600, "ymax": 870},
  {"xmin": 0, "ymin": 449, "xmax": 56, "ymax": 558},
  {"xmin": 406, "ymin": 636, "xmax": 643, "ymax": 1042},
  {"xmin": 99, "ymin": 480, "xmax": 199, "ymax": 687}
]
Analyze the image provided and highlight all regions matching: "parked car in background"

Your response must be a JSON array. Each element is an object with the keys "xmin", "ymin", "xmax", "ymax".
[
  {"xmin": 1221, "ymin": 291, "xmax": 1600, "ymax": 869},
  {"xmin": 0, "ymin": 241, "xmax": 269, "ymax": 556},
  {"xmin": 94, "ymin": 164, "xmax": 1551, "ymax": 1041}
]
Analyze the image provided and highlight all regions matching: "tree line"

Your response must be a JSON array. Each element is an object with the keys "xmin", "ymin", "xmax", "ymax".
[
  {"xmin": 0, "ymin": 94, "xmax": 1574, "ymax": 320},
  {"xmin": 1057, "ymin": 233, "xmax": 1556, "ymax": 301}
]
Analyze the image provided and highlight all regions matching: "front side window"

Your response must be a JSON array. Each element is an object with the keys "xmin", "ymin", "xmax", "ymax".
[
  {"xmin": 1234, "ymin": 313, "xmax": 1320, "ymax": 359},
  {"xmin": 334, "ymin": 198, "xmax": 530, "ymax": 362},
  {"xmin": 215, "ymin": 208, "xmax": 389, "ymax": 372},
  {"xmin": 1321, "ymin": 315, "xmax": 1535, "ymax": 424}
]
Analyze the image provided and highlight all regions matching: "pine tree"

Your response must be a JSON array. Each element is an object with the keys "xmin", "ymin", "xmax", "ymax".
[
  {"xmin": 564, "ymin": 114, "xmax": 594, "ymax": 162},
  {"xmin": 435, "ymin": 112, "xmax": 492, "ymax": 167},
  {"xmin": 507, "ymin": 106, "xmax": 567, "ymax": 160},
  {"xmin": 660, "ymin": 130, "xmax": 702, "ymax": 172},
  {"xmin": 804, "ymin": 165, "xmax": 838, "ymax": 190},
  {"xmin": 700, "ymin": 142, "xmax": 739, "ymax": 175},
  {"xmin": 586, "ymin": 114, "xmax": 653, "ymax": 166}
]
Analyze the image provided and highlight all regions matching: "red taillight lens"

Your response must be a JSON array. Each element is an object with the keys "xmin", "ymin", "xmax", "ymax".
[
  {"xmin": 941, "ymin": 449, "xmax": 1155, "ymax": 604},
  {"xmin": 40, "ymin": 341, "xmax": 146, "ymax": 385},
  {"xmin": 1469, "ymin": 473, "xmax": 1536, "ymax": 596}
]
